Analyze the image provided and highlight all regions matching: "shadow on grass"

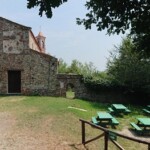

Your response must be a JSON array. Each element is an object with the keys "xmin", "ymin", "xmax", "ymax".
[
  {"xmin": 84, "ymin": 100, "xmax": 109, "ymax": 110},
  {"xmin": 129, "ymin": 128, "xmax": 150, "ymax": 138}
]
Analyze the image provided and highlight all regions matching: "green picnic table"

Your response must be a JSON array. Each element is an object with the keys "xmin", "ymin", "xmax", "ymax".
[
  {"xmin": 110, "ymin": 104, "xmax": 131, "ymax": 114},
  {"xmin": 112, "ymin": 104, "xmax": 126, "ymax": 110},
  {"xmin": 137, "ymin": 118, "xmax": 150, "ymax": 129},
  {"xmin": 97, "ymin": 112, "xmax": 119, "ymax": 126},
  {"xmin": 97, "ymin": 112, "xmax": 113, "ymax": 126},
  {"xmin": 130, "ymin": 118, "xmax": 150, "ymax": 135},
  {"xmin": 97, "ymin": 112, "xmax": 113, "ymax": 121}
]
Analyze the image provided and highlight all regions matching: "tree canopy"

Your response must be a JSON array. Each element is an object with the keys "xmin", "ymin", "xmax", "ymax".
[
  {"xmin": 58, "ymin": 59, "xmax": 99, "ymax": 77},
  {"xmin": 27, "ymin": 0, "xmax": 67, "ymax": 18},
  {"xmin": 77, "ymin": 0, "xmax": 150, "ymax": 35},
  {"xmin": 77, "ymin": 0, "xmax": 150, "ymax": 55}
]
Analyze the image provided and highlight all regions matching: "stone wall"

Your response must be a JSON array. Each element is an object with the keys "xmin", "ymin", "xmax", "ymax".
[
  {"xmin": 56, "ymin": 74, "xmax": 144, "ymax": 104},
  {"xmin": 57, "ymin": 74, "xmax": 83, "ymax": 97},
  {"xmin": 78, "ymin": 86, "xmax": 150, "ymax": 104},
  {"xmin": 76, "ymin": 87, "xmax": 129, "ymax": 103},
  {"xmin": 0, "ymin": 17, "xmax": 30, "ymax": 54},
  {"xmin": 0, "ymin": 49, "xmax": 59, "ymax": 95}
]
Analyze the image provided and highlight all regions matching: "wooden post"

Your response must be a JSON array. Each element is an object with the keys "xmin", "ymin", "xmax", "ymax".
[
  {"xmin": 148, "ymin": 144, "xmax": 150, "ymax": 150},
  {"xmin": 104, "ymin": 132, "xmax": 108, "ymax": 150},
  {"xmin": 81, "ymin": 121, "xmax": 85, "ymax": 144}
]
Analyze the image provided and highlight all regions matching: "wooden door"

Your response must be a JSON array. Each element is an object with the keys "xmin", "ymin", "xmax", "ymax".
[{"xmin": 8, "ymin": 70, "xmax": 21, "ymax": 93}]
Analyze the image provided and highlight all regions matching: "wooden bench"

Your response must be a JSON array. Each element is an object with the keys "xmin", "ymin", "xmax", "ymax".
[
  {"xmin": 109, "ymin": 131, "xmax": 117, "ymax": 141},
  {"xmin": 124, "ymin": 108, "xmax": 131, "ymax": 114},
  {"xmin": 108, "ymin": 107, "xmax": 114, "ymax": 113},
  {"xmin": 130, "ymin": 122, "xmax": 142, "ymax": 131},
  {"xmin": 143, "ymin": 109, "xmax": 150, "ymax": 114},
  {"xmin": 111, "ymin": 118, "xmax": 119, "ymax": 125},
  {"xmin": 91, "ymin": 117, "xmax": 99, "ymax": 125}
]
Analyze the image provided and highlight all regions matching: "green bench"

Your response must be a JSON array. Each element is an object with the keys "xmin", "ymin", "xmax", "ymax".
[
  {"xmin": 124, "ymin": 108, "xmax": 131, "ymax": 114},
  {"xmin": 108, "ymin": 107, "xmax": 114, "ymax": 113},
  {"xmin": 130, "ymin": 122, "xmax": 142, "ymax": 133},
  {"xmin": 91, "ymin": 117, "xmax": 99, "ymax": 125},
  {"xmin": 111, "ymin": 118, "xmax": 119, "ymax": 125},
  {"xmin": 109, "ymin": 131, "xmax": 117, "ymax": 141},
  {"xmin": 143, "ymin": 108, "xmax": 150, "ymax": 114}
]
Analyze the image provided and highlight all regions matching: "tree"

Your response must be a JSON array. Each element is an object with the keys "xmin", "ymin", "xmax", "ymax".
[
  {"xmin": 27, "ymin": 0, "xmax": 67, "ymax": 18},
  {"xmin": 107, "ymin": 37, "xmax": 150, "ymax": 94},
  {"xmin": 77, "ymin": 0, "xmax": 150, "ymax": 55},
  {"xmin": 77, "ymin": 1, "xmax": 150, "ymax": 34},
  {"xmin": 68, "ymin": 60, "xmax": 100, "ymax": 77},
  {"xmin": 67, "ymin": 59, "xmax": 82, "ymax": 74},
  {"xmin": 58, "ymin": 58, "xmax": 68, "ymax": 73},
  {"xmin": 79, "ymin": 62, "xmax": 97, "ymax": 77},
  {"xmin": 58, "ymin": 59, "xmax": 100, "ymax": 77}
]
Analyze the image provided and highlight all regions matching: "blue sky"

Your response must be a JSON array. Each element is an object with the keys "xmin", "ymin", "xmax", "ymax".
[{"xmin": 0, "ymin": 0, "xmax": 124, "ymax": 71}]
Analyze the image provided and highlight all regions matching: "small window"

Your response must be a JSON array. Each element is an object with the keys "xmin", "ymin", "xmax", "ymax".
[{"xmin": 42, "ymin": 41, "xmax": 44, "ymax": 48}]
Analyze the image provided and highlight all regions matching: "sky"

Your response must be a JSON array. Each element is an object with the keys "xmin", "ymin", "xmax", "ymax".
[{"xmin": 0, "ymin": 0, "xmax": 124, "ymax": 71}]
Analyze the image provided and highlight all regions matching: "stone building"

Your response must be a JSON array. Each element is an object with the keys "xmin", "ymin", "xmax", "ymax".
[{"xmin": 0, "ymin": 17, "xmax": 59, "ymax": 95}]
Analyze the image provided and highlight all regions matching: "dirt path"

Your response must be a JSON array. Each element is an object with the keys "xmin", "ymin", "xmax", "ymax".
[{"xmin": 0, "ymin": 112, "xmax": 86, "ymax": 150}]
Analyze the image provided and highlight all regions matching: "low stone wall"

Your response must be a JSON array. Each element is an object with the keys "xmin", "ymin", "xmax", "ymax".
[
  {"xmin": 76, "ymin": 86, "xmax": 149, "ymax": 105},
  {"xmin": 57, "ymin": 74, "xmax": 132, "ymax": 104},
  {"xmin": 57, "ymin": 74, "xmax": 83, "ymax": 97},
  {"xmin": 76, "ymin": 88, "xmax": 129, "ymax": 104}
]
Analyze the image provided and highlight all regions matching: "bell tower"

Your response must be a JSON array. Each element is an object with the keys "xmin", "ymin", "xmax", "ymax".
[{"xmin": 36, "ymin": 32, "xmax": 46, "ymax": 53}]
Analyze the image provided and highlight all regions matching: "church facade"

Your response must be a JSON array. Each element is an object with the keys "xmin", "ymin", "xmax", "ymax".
[{"xmin": 0, "ymin": 17, "xmax": 59, "ymax": 95}]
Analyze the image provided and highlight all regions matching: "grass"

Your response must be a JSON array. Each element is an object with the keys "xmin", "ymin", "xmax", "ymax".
[
  {"xmin": 66, "ymin": 91, "xmax": 75, "ymax": 99},
  {"xmin": 0, "ymin": 96, "xmax": 148, "ymax": 149}
]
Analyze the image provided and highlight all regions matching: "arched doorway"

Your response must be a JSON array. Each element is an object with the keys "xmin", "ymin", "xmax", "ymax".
[{"xmin": 66, "ymin": 83, "xmax": 75, "ymax": 99}]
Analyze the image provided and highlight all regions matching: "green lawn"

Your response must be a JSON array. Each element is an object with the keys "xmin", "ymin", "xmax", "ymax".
[{"xmin": 0, "ymin": 96, "xmax": 148, "ymax": 149}]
